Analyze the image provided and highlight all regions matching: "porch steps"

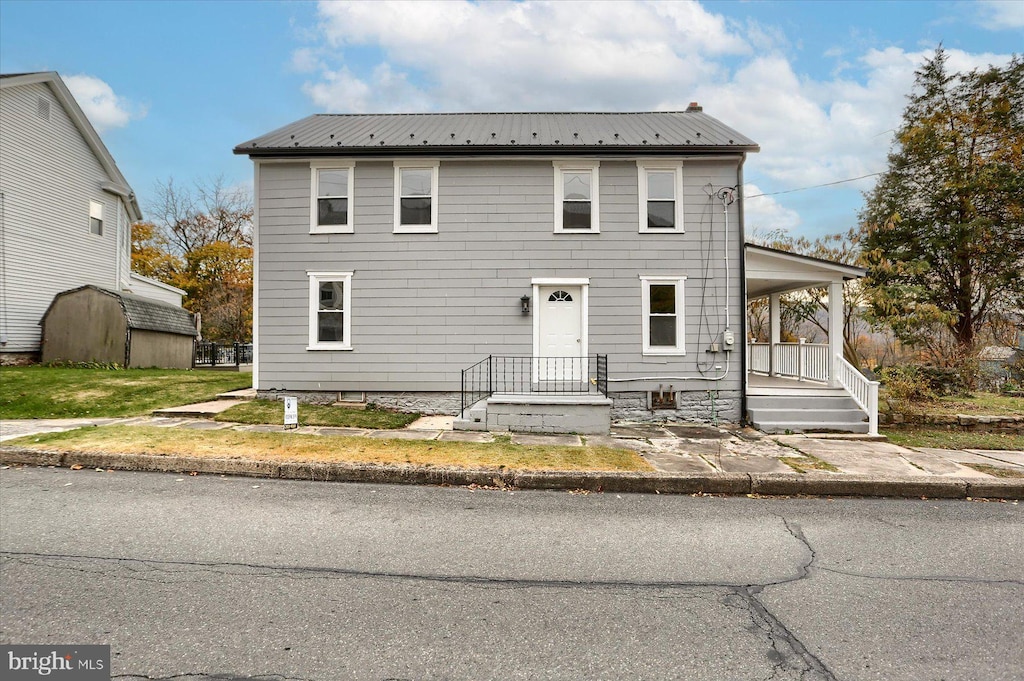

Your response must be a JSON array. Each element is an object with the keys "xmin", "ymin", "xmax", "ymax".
[
  {"xmin": 747, "ymin": 393, "xmax": 869, "ymax": 434},
  {"xmin": 455, "ymin": 393, "xmax": 612, "ymax": 435}
]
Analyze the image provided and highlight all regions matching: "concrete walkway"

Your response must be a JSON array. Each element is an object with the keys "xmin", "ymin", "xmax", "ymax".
[{"xmin": 2, "ymin": 406, "xmax": 1022, "ymax": 499}]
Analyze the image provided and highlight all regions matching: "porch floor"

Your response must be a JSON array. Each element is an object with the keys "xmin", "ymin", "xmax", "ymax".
[{"xmin": 746, "ymin": 372, "xmax": 837, "ymax": 396}]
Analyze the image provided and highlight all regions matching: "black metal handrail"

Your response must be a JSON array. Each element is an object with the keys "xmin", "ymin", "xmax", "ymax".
[
  {"xmin": 460, "ymin": 355, "xmax": 609, "ymax": 415},
  {"xmin": 193, "ymin": 342, "xmax": 253, "ymax": 368}
]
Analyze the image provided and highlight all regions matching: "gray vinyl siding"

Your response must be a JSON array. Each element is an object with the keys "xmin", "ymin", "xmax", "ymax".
[
  {"xmin": 0, "ymin": 81, "xmax": 130, "ymax": 353},
  {"xmin": 256, "ymin": 156, "xmax": 744, "ymax": 397}
]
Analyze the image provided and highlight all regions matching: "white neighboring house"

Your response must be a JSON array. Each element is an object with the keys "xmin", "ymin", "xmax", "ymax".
[{"xmin": 0, "ymin": 71, "xmax": 185, "ymax": 362}]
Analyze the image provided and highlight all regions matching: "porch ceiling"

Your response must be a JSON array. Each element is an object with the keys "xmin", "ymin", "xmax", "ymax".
[{"xmin": 745, "ymin": 244, "xmax": 865, "ymax": 300}]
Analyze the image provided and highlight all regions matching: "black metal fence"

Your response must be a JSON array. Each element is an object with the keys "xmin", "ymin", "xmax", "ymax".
[
  {"xmin": 460, "ymin": 355, "xmax": 609, "ymax": 415},
  {"xmin": 193, "ymin": 342, "xmax": 253, "ymax": 368}
]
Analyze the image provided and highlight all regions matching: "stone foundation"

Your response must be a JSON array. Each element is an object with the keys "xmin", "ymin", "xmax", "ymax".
[
  {"xmin": 256, "ymin": 388, "xmax": 742, "ymax": 425},
  {"xmin": 0, "ymin": 352, "xmax": 39, "ymax": 366},
  {"xmin": 610, "ymin": 390, "xmax": 741, "ymax": 425},
  {"xmin": 257, "ymin": 389, "xmax": 461, "ymax": 415},
  {"xmin": 881, "ymin": 412, "xmax": 1024, "ymax": 433}
]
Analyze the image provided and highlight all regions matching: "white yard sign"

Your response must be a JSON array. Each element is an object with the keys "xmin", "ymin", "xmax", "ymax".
[{"xmin": 283, "ymin": 396, "xmax": 298, "ymax": 428}]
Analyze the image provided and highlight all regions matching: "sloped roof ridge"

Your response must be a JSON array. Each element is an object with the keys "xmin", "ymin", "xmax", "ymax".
[{"xmin": 311, "ymin": 110, "xmax": 692, "ymax": 116}]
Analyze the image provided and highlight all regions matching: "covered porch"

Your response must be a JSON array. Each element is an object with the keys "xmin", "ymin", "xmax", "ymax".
[{"xmin": 744, "ymin": 244, "xmax": 879, "ymax": 435}]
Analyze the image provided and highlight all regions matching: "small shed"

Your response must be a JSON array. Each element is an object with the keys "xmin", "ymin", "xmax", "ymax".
[
  {"xmin": 978, "ymin": 345, "xmax": 1022, "ymax": 391},
  {"xmin": 40, "ymin": 286, "xmax": 198, "ymax": 368}
]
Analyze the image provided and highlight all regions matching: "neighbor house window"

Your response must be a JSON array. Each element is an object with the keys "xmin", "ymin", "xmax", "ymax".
[
  {"xmin": 553, "ymin": 161, "xmax": 600, "ymax": 233},
  {"xmin": 308, "ymin": 272, "xmax": 352, "ymax": 350},
  {"xmin": 89, "ymin": 201, "xmax": 103, "ymax": 236},
  {"xmin": 641, "ymin": 276, "xmax": 686, "ymax": 355},
  {"xmin": 394, "ymin": 161, "xmax": 439, "ymax": 233},
  {"xmin": 637, "ymin": 162, "xmax": 683, "ymax": 233},
  {"xmin": 310, "ymin": 163, "xmax": 354, "ymax": 233}
]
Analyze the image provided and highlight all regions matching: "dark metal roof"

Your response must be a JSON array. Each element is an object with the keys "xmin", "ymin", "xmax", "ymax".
[
  {"xmin": 234, "ymin": 111, "xmax": 759, "ymax": 157},
  {"xmin": 116, "ymin": 290, "xmax": 198, "ymax": 336},
  {"xmin": 42, "ymin": 286, "xmax": 198, "ymax": 337}
]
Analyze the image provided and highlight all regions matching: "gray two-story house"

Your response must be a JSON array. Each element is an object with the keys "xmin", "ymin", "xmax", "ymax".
[{"xmin": 236, "ymin": 108, "xmax": 877, "ymax": 434}]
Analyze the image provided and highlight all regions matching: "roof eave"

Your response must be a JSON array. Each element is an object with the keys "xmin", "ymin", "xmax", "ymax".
[{"xmin": 234, "ymin": 144, "xmax": 760, "ymax": 158}]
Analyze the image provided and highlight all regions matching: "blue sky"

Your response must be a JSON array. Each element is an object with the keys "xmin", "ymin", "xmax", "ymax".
[{"xmin": 2, "ymin": 0, "xmax": 1021, "ymax": 239}]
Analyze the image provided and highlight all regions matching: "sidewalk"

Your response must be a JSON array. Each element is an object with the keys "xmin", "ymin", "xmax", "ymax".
[{"xmin": 2, "ymin": 408, "xmax": 1022, "ymax": 499}]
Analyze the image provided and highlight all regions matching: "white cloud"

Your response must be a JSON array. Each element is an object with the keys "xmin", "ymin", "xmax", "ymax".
[
  {"xmin": 974, "ymin": 0, "xmax": 1024, "ymax": 30},
  {"xmin": 690, "ymin": 46, "xmax": 1014, "ymax": 188},
  {"xmin": 64, "ymin": 74, "xmax": 144, "ymax": 132},
  {"xmin": 299, "ymin": 0, "xmax": 750, "ymax": 112},
  {"xmin": 293, "ymin": 1, "xmax": 1016, "ymax": 229},
  {"xmin": 743, "ymin": 184, "xmax": 802, "ymax": 233}
]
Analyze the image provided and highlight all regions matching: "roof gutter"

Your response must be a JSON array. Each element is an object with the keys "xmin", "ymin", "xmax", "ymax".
[{"xmin": 233, "ymin": 144, "xmax": 760, "ymax": 158}]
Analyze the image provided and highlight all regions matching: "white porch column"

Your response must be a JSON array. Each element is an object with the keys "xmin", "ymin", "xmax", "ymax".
[
  {"xmin": 829, "ymin": 280, "xmax": 843, "ymax": 387},
  {"xmin": 769, "ymin": 293, "xmax": 781, "ymax": 376}
]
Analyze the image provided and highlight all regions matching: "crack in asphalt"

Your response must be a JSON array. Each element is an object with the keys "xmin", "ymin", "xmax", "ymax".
[
  {"xmin": 0, "ymin": 551, "xmax": 760, "ymax": 591},
  {"xmin": 815, "ymin": 565, "xmax": 1024, "ymax": 587},
  {"xmin": 6, "ymin": 514, "xmax": 1018, "ymax": 681},
  {"xmin": 732, "ymin": 586, "xmax": 837, "ymax": 681},
  {"xmin": 725, "ymin": 517, "xmax": 836, "ymax": 681}
]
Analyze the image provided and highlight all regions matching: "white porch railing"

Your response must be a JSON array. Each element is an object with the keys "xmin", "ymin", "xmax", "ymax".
[
  {"xmin": 747, "ymin": 341, "xmax": 879, "ymax": 434},
  {"xmin": 749, "ymin": 343, "xmax": 771, "ymax": 374},
  {"xmin": 761, "ymin": 340, "xmax": 830, "ymax": 383},
  {"xmin": 835, "ymin": 355, "xmax": 880, "ymax": 436}
]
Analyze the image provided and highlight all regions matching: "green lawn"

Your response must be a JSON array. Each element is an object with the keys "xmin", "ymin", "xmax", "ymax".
[
  {"xmin": 215, "ymin": 400, "xmax": 419, "ymax": 430},
  {"xmin": 882, "ymin": 391, "xmax": 1024, "ymax": 416},
  {"xmin": 0, "ymin": 366, "xmax": 251, "ymax": 418},
  {"xmin": 882, "ymin": 427, "xmax": 1024, "ymax": 451}
]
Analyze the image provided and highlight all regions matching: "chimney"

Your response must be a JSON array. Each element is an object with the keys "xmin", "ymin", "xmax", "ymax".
[{"xmin": 686, "ymin": 102, "xmax": 703, "ymax": 112}]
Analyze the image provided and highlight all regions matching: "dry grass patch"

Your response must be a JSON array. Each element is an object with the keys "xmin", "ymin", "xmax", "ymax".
[
  {"xmin": 962, "ymin": 463, "xmax": 1024, "ymax": 479},
  {"xmin": 9, "ymin": 426, "xmax": 653, "ymax": 473},
  {"xmin": 779, "ymin": 455, "xmax": 840, "ymax": 473}
]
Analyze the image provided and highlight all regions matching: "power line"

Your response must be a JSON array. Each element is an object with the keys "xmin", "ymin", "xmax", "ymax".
[{"xmin": 745, "ymin": 172, "xmax": 883, "ymax": 199}]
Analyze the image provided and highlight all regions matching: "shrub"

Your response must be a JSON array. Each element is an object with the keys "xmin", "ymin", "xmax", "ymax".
[
  {"xmin": 880, "ymin": 365, "xmax": 936, "ymax": 412},
  {"xmin": 42, "ymin": 360, "xmax": 124, "ymax": 370}
]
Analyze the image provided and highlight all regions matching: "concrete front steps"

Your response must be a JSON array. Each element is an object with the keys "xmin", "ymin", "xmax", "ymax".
[
  {"xmin": 747, "ymin": 390, "xmax": 869, "ymax": 434},
  {"xmin": 454, "ymin": 393, "xmax": 612, "ymax": 435}
]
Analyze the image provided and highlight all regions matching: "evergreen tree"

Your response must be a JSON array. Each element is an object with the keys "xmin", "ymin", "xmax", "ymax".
[{"xmin": 861, "ymin": 47, "xmax": 1024, "ymax": 361}]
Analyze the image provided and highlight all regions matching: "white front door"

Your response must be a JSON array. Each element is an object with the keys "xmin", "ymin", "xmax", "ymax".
[{"xmin": 535, "ymin": 284, "xmax": 585, "ymax": 383}]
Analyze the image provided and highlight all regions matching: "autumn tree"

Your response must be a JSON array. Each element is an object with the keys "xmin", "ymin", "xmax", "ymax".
[
  {"xmin": 131, "ymin": 177, "xmax": 253, "ymax": 342},
  {"xmin": 861, "ymin": 47, "xmax": 1024, "ymax": 363}
]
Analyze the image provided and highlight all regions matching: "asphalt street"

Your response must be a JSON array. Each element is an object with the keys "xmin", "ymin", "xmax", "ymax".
[{"xmin": 1, "ymin": 466, "xmax": 1022, "ymax": 680}]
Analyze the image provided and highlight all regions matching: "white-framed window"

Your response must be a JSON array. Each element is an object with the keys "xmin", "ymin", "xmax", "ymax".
[
  {"xmin": 394, "ymin": 161, "xmax": 439, "ymax": 233},
  {"xmin": 89, "ymin": 200, "xmax": 103, "ymax": 236},
  {"xmin": 308, "ymin": 272, "xmax": 353, "ymax": 350},
  {"xmin": 310, "ymin": 162, "xmax": 354, "ymax": 233},
  {"xmin": 637, "ymin": 162, "xmax": 684, "ymax": 233},
  {"xmin": 641, "ymin": 275, "xmax": 686, "ymax": 355},
  {"xmin": 553, "ymin": 161, "xmax": 600, "ymax": 233}
]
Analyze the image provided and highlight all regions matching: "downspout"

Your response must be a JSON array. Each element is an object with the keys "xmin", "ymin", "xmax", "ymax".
[{"xmin": 738, "ymin": 156, "xmax": 748, "ymax": 425}]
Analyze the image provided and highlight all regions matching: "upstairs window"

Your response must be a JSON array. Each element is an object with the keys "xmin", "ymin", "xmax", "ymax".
[
  {"xmin": 89, "ymin": 201, "xmax": 103, "ymax": 236},
  {"xmin": 394, "ymin": 162, "xmax": 439, "ymax": 233},
  {"xmin": 308, "ymin": 272, "xmax": 352, "ymax": 350},
  {"xmin": 554, "ymin": 161, "xmax": 600, "ymax": 233},
  {"xmin": 638, "ymin": 163, "xmax": 684, "ymax": 233},
  {"xmin": 641, "ymin": 276, "xmax": 686, "ymax": 355},
  {"xmin": 311, "ymin": 163, "xmax": 354, "ymax": 233}
]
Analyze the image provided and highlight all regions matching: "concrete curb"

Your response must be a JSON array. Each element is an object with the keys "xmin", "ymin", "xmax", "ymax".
[{"xmin": 2, "ymin": 446, "xmax": 1023, "ymax": 499}]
